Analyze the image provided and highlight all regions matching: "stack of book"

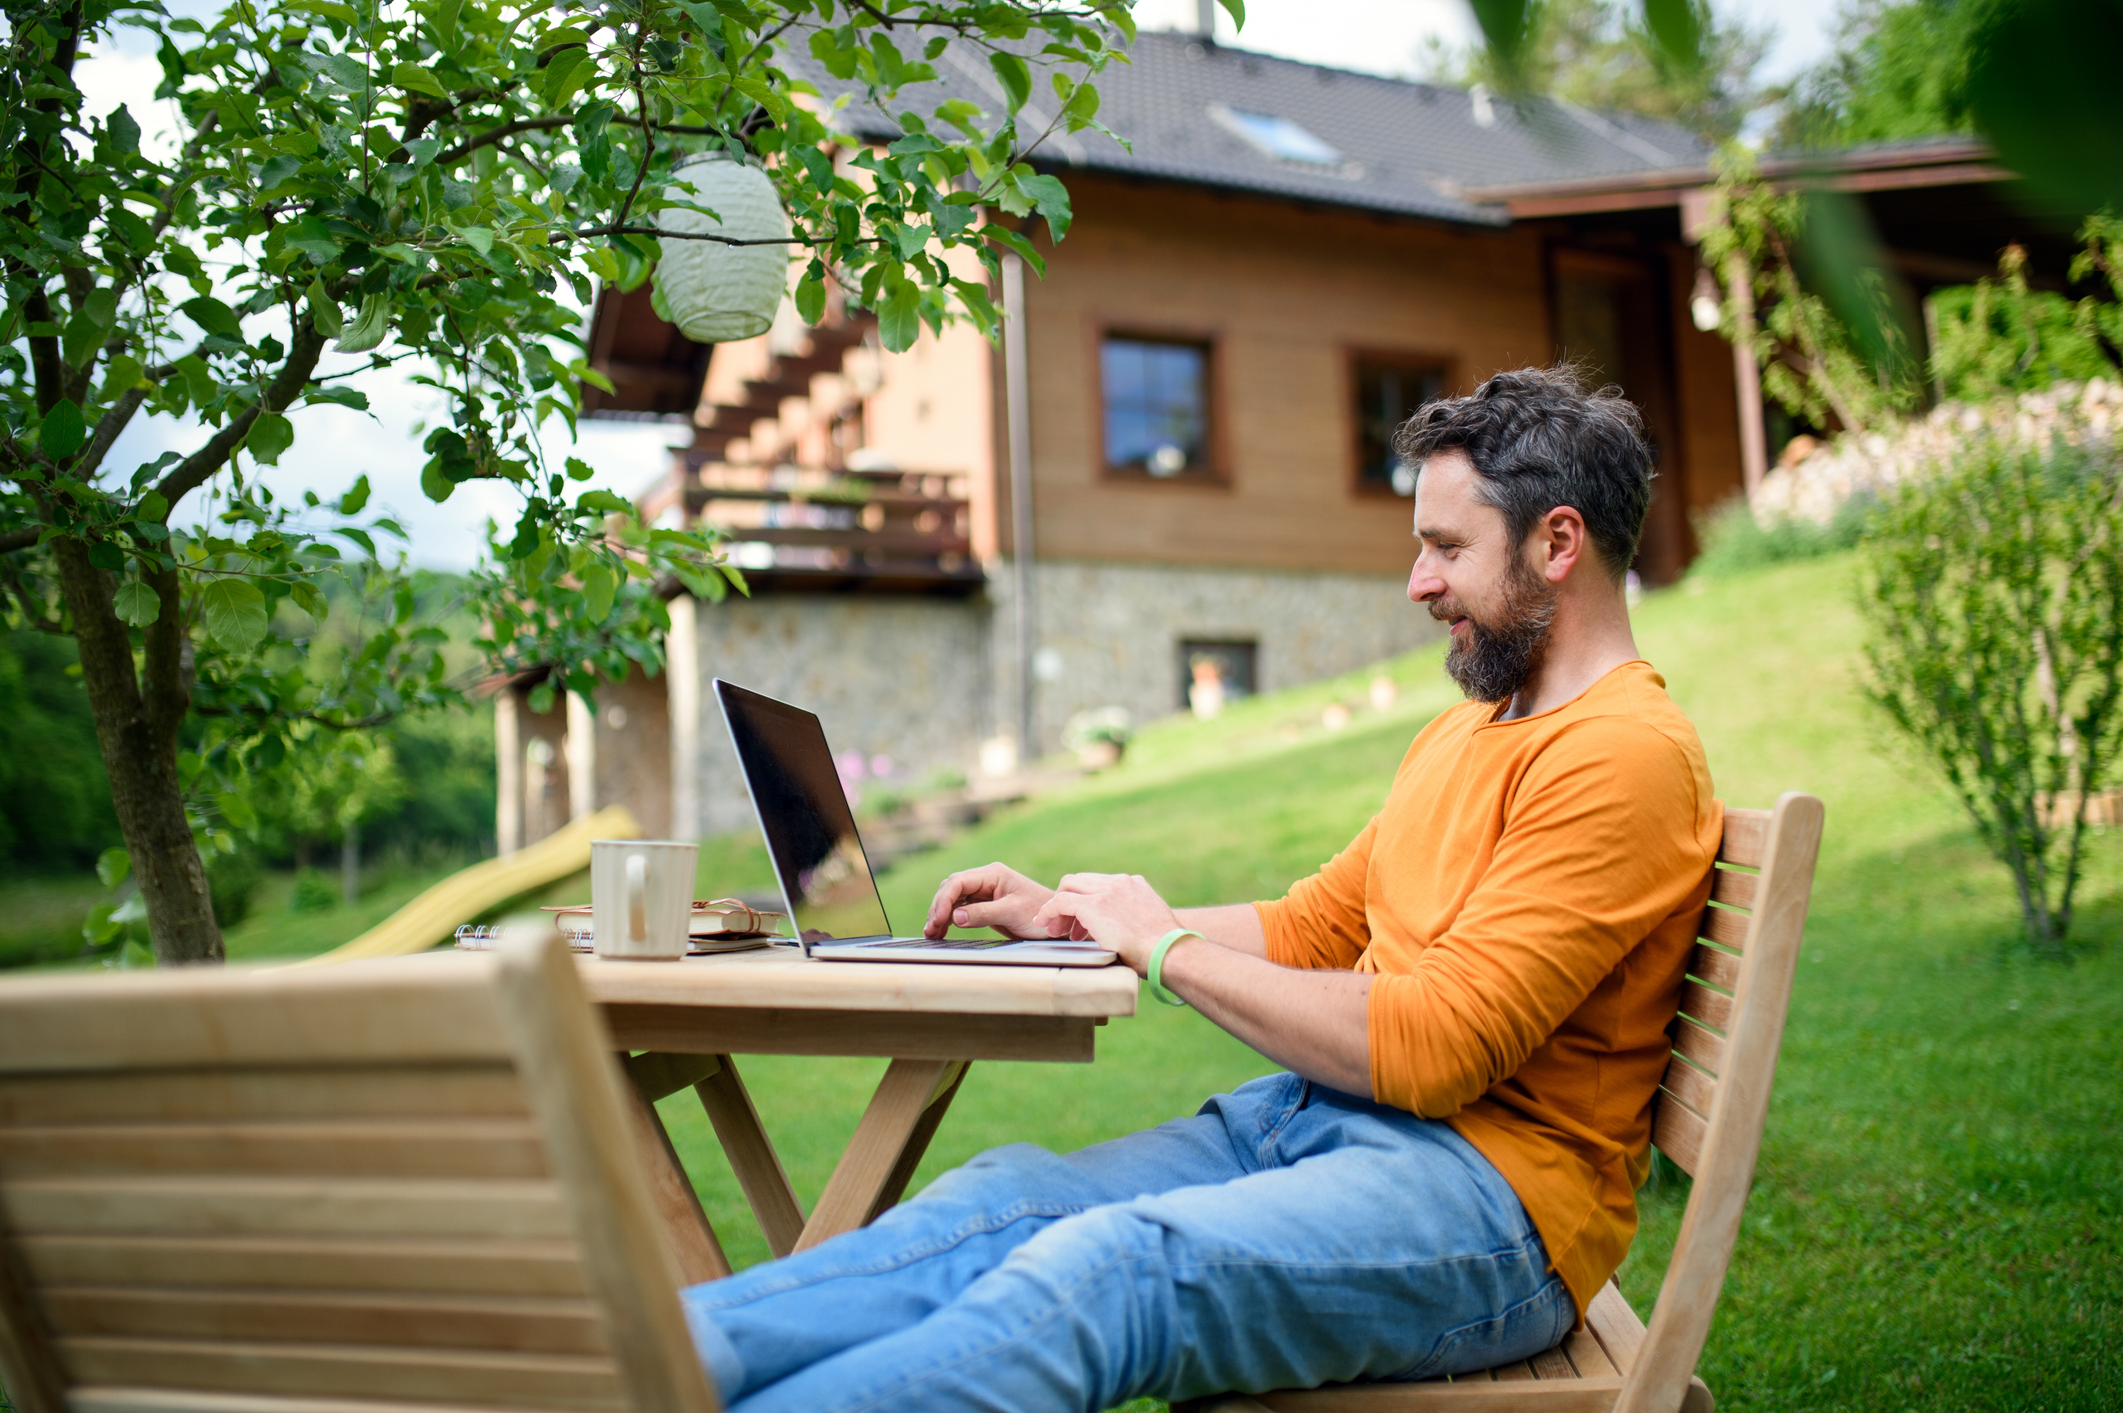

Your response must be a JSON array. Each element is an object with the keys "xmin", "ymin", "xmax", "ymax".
[{"xmin": 454, "ymin": 899, "xmax": 788, "ymax": 954}]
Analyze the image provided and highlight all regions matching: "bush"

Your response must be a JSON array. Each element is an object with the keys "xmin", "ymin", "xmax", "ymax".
[
  {"xmin": 205, "ymin": 850, "xmax": 263, "ymax": 928},
  {"xmin": 1688, "ymin": 493, "xmax": 1873, "ymax": 577},
  {"xmin": 1858, "ymin": 436, "xmax": 2123, "ymax": 959},
  {"xmin": 288, "ymin": 868, "xmax": 340, "ymax": 914}
]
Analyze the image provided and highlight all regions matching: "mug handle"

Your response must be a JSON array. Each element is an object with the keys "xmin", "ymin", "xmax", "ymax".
[{"xmin": 626, "ymin": 854, "xmax": 648, "ymax": 944}]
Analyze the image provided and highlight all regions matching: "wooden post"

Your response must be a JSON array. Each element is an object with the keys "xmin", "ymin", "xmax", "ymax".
[
  {"xmin": 1724, "ymin": 252, "xmax": 1770, "ymax": 501},
  {"xmin": 1002, "ymin": 251, "xmax": 1037, "ymax": 760}
]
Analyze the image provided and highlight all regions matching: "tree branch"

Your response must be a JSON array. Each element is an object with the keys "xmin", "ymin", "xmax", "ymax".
[
  {"xmin": 0, "ymin": 527, "xmax": 42, "ymax": 554},
  {"xmin": 553, "ymin": 223, "xmax": 835, "ymax": 248},
  {"xmin": 150, "ymin": 318, "xmax": 331, "ymax": 514},
  {"xmin": 141, "ymin": 559, "xmax": 186, "ymax": 745},
  {"xmin": 432, "ymin": 114, "xmax": 572, "ymax": 165},
  {"xmin": 23, "ymin": 288, "xmax": 63, "ymax": 415},
  {"xmin": 72, "ymin": 386, "xmax": 149, "ymax": 484}
]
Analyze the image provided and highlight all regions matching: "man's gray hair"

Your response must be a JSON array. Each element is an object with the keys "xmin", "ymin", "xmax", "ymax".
[{"xmin": 1393, "ymin": 366, "xmax": 1655, "ymax": 582}]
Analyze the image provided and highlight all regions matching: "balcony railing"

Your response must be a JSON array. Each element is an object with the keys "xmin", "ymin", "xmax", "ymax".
[{"xmin": 645, "ymin": 460, "xmax": 985, "ymax": 596}]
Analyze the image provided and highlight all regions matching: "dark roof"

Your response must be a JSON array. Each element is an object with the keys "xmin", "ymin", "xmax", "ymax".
[{"xmin": 810, "ymin": 29, "xmax": 1710, "ymax": 227}]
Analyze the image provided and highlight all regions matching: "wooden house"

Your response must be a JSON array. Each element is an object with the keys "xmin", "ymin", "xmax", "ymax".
[{"xmin": 495, "ymin": 28, "xmax": 2091, "ymax": 849}]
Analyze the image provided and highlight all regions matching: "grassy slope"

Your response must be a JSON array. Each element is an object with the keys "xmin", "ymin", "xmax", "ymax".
[{"xmin": 656, "ymin": 554, "xmax": 2120, "ymax": 1412}]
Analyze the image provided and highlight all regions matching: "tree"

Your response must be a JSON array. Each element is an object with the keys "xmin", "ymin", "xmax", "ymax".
[
  {"xmin": 1, "ymin": 0, "xmax": 1143, "ymax": 962},
  {"xmin": 1859, "ymin": 435, "xmax": 2123, "ymax": 960},
  {"xmin": 1431, "ymin": 0, "xmax": 1770, "ymax": 141},
  {"xmin": 1696, "ymin": 148, "xmax": 1925, "ymax": 439},
  {"xmin": 1773, "ymin": 0, "xmax": 1996, "ymax": 150}
]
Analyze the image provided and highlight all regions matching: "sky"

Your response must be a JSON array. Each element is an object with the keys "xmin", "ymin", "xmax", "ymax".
[{"xmin": 71, "ymin": 0, "xmax": 1848, "ymax": 571}]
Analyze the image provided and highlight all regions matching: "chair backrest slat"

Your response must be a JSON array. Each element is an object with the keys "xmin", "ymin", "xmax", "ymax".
[
  {"xmin": 0, "ymin": 943, "xmax": 719, "ymax": 1413},
  {"xmin": 1621, "ymin": 793, "xmax": 1824, "ymax": 1413}
]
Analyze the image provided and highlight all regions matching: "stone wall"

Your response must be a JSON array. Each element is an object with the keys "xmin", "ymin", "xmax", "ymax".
[
  {"xmin": 678, "ymin": 593, "xmax": 997, "ymax": 838},
  {"xmin": 1754, "ymin": 377, "xmax": 2121, "ymax": 526},
  {"xmin": 988, "ymin": 558, "xmax": 1442, "ymax": 755},
  {"xmin": 632, "ymin": 560, "xmax": 1439, "ymax": 841}
]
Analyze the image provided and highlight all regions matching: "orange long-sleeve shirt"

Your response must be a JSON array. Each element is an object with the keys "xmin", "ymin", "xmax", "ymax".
[{"xmin": 1254, "ymin": 660, "xmax": 1720, "ymax": 1320}]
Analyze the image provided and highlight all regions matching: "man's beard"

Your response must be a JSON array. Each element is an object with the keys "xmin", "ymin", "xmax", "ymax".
[{"xmin": 1430, "ymin": 563, "xmax": 1558, "ymax": 705}]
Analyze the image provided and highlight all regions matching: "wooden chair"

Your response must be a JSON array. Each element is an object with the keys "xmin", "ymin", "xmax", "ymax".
[
  {"xmin": 1187, "ymin": 791, "xmax": 1826, "ymax": 1413},
  {"xmin": 0, "ymin": 933, "xmax": 720, "ymax": 1413}
]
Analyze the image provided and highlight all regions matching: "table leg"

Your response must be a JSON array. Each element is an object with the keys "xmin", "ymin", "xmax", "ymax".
[
  {"xmin": 796, "ymin": 1059, "xmax": 971, "ymax": 1252},
  {"xmin": 693, "ymin": 1055, "xmax": 808, "ymax": 1259},
  {"xmin": 619, "ymin": 1056, "xmax": 733, "ymax": 1284}
]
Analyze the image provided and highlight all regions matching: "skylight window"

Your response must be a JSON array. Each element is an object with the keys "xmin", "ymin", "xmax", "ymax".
[{"xmin": 1207, "ymin": 103, "xmax": 1345, "ymax": 166}]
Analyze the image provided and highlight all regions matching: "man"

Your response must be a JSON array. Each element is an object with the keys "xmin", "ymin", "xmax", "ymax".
[{"xmin": 679, "ymin": 367, "xmax": 1723, "ymax": 1413}]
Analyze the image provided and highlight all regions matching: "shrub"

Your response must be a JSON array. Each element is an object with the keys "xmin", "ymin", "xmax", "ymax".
[
  {"xmin": 288, "ymin": 868, "xmax": 339, "ymax": 915},
  {"xmin": 1688, "ymin": 493, "xmax": 1873, "ymax": 577},
  {"xmin": 205, "ymin": 850, "xmax": 263, "ymax": 929},
  {"xmin": 1858, "ymin": 436, "xmax": 2123, "ymax": 959}
]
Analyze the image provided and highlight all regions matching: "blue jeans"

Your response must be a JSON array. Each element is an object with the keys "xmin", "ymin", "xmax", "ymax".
[{"xmin": 680, "ymin": 1072, "xmax": 1573, "ymax": 1413}]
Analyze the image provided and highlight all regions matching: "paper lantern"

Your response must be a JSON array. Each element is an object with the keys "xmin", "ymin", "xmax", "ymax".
[{"xmin": 653, "ymin": 152, "xmax": 792, "ymax": 342}]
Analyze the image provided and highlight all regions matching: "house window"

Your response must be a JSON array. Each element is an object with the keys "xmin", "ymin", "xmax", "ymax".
[
  {"xmin": 1353, "ymin": 357, "xmax": 1447, "ymax": 496},
  {"xmin": 1101, "ymin": 336, "xmax": 1212, "ymax": 478},
  {"xmin": 1179, "ymin": 639, "xmax": 1257, "ymax": 718}
]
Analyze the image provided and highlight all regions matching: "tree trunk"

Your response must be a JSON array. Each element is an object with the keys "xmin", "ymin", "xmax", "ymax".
[
  {"xmin": 341, "ymin": 820, "xmax": 360, "ymax": 907},
  {"xmin": 51, "ymin": 539, "xmax": 222, "ymax": 963}
]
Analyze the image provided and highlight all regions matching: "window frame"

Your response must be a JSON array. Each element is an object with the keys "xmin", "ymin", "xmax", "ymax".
[
  {"xmin": 1092, "ymin": 325, "xmax": 1228, "ymax": 487},
  {"xmin": 1345, "ymin": 348, "xmax": 1455, "ymax": 499}
]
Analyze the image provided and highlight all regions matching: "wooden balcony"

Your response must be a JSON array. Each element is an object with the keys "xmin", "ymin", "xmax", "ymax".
[{"xmin": 648, "ymin": 461, "xmax": 986, "ymax": 597}]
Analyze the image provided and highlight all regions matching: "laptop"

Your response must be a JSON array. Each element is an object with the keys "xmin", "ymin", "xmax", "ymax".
[{"xmin": 715, "ymin": 680, "xmax": 1118, "ymax": 967}]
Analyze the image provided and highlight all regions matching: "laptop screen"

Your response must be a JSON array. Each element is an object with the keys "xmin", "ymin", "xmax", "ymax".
[{"xmin": 715, "ymin": 681, "xmax": 894, "ymax": 944}]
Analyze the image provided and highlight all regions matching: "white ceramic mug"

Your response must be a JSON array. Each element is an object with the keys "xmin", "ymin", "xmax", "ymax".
[{"xmin": 590, "ymin": 839, "xmax": 699, "ymax": 960}]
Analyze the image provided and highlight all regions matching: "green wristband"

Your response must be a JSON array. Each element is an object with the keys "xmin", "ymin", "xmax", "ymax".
[{"xmin": 1148, "ymin": 928, "xmax": 1201, "ymax": 1008}]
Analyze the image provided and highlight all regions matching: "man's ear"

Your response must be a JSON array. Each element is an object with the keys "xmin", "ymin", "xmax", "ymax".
[{"xmin": 1536, "ymin": 506, "xmax": 1592, "ymax": 584}]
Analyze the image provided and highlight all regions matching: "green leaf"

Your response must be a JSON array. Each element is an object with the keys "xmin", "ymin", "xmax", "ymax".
[
  {"xmin": 1016, "ymin": 173, "xmax": 1073, "ymax": 240},
  {"xmin": 283, "ymin": 215, "xmax": 342, "ymax": 264},
  {"xmin": 63, "ymin": 286, "xmax": 118, "ymax": 368},
  {"xmin": 1216, "ymin": 0, "xmax": 1246, "ymax": 28},
  {"xmin": 113, "ymin": 579, "xmax": 161, "ymax": 626},
  {"xmin": 577, "ymin": 489, "xmax": 633, "ymax": 516},
  {"xmin": 96, "ymin": 846, "xmax": 131, "ymax": 889},
  {"xmin": 392, "ymin": 61, "xmax": 449, "ymax": 98},
  {"xmin": 290, "ymin": 579, "xmax": 328, "ymax": 620},
  {"xmin": 305, "ymin": 283, "xmax": 341, "ymax": 337},
  {"xmin": 795, "ymin": 264, "xmax": 826, "ymax": 325},
  {"xmin": 215, "ymin": 791, "xmax": 258, "ymax": 831},
  {"xmin": 582, "ymin": 563, "xmax": 617, "ymax": 621},
  {"xmin": 339, "ymin": 473, "xmax": 372, "ymax": 514},
  {"xmin": 106, "ymin": 105, "xmax": 141, "ymax": 154},
  {"xmin": 137, "ymin": 491, "xmax": 169, "ymax": 522},
  {"xmin": 39, "ymin": 399, "xmax": 87, "ymax": 459},
  {"xmin": 879, "ymin": 277, "xmax": 922, "ymax": 353},
  {"xmin": 420, "ymin": 461, "xmax": 457, "ymax": 502},
  {"xmin": 454, "ymin": 225, "xmax": 494, "ymax": 256},
  {"xmin": 179, "ymin": 296, "xmax": 243, "ymax": 338},
  {"xmin": 201, "ymin": 578, "xmax": 269, "ymax": 653},
  {"xmin": 565, "ymin": 457, "xmax": 595, "ymax": 482},
  {"xmin": 176, "ymin": 355, "xmax": 217, "ymax": 407},
  {"xmin": 543, "ymin": 46, "xmax": 589, "ymax": 107},
  {"xmin": 100, "ymin": 354, "xmax": 144, "ymax": 398},
  {"xmin": 246, "ymin": 412, "xmax": 294, "ymax": 465},
  {"xmin": 333, "ymin": 295, "xmax": 392, "ymax": 353},
  {"xmin": 988, "ymin": 52, "xmax": 1031, "ymax": 112}
]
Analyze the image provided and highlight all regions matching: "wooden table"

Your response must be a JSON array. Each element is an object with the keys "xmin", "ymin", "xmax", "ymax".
[{"xmin": 575, "ymin": 944, "xmax": 1140, "ymax": 1283}]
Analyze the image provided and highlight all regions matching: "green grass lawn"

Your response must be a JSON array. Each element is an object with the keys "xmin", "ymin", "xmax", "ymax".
[
  {"xmin": 656, "ymin": 554, "xmax": 2120, "ymax": 1411},
  {"xmin": 5, "ymin": 551, "xmax": 2111, "ymax": 1409}
]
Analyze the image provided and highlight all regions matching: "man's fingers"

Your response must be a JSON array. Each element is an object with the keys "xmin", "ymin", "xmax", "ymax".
[{"xmin": 950, "ymin": 900, "xmax": 1031, "ymax": 935}]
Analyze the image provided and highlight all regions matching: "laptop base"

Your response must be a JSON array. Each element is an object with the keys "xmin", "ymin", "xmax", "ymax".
[{"xmin": 813, "ymin": 938, "xmax": 1117, "ymax": 967}]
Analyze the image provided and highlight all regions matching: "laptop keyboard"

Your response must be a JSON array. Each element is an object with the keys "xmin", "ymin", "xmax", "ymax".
[{"xmin": 857, "ymin": 937, "xmax": 1014, "ymax": 950}]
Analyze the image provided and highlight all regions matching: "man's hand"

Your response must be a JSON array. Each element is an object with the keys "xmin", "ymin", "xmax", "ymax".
[
  {"xmin": 1031, "ymin": 873, "xmax": 1185, "ymax": 973},
  {"xmin": 924, "ymin": 863, "xmax": 1057, "ymax": 939}
]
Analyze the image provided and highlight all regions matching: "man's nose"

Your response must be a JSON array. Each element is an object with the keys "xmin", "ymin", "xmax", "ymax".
[{"xmin": 1408, "ymin": 558, "xmax": 1443, "ymax": 604}]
